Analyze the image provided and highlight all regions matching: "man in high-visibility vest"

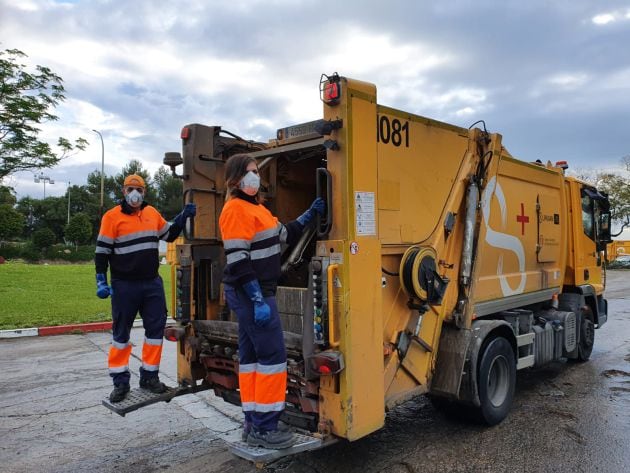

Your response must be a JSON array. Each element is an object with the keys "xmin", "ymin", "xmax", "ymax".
[{"xmin": 95, "ymin": 174, "xmax": 196, "ymax": 403}]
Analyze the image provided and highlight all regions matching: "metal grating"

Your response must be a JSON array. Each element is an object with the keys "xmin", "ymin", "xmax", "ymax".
[
  {"xmin": 228, "ymin": 432, "xmax": 323, "ymax": 464},
  {"xmin": 102, "ymin": 387, "xmax": 180, "ymax": 416}
]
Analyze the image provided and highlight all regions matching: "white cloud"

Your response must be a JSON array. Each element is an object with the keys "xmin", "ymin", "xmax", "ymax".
[{"xmin": 592, "ymin": 13, "xmax": 616, "ymax": 25}]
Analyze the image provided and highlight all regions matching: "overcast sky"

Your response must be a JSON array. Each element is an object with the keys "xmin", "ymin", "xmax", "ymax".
[{"xmin": 2, "ymin": 0, "xmax": 629, "ymax": 203}]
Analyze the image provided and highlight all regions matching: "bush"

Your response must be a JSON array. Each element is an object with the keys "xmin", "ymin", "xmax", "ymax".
[
  {"xmin": 32, "ymin": 227, "xmax": 56, "ymax": 250},
  {"xmin": 44, "ymin": 244, "xmax": 95, "ymax": 262},
  {"xmin": 65, "ymin": 212, "xmax": 92, "ymax": 245},
  {"xmin": 0, "ymin": 242, "xmax": 95, "ymax": 263},
  {"xmin": 20, "ymin": 243, "xmax": 42, "ymax": 262}
]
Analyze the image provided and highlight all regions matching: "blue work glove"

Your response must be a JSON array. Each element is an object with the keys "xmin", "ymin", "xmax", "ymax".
[
  {"xmin": 173, "ymin": 203, "xmax": 197, "ymax": 227},
  {"xmin": 296, "ymin": 197, "xmax": 326, "ymax": 227},
  {"xmin": 242, "ymin": 280, "xmax": 271, "ymax": 327},
  {"xmin": 96, "ymin": 273, "xmax": 112, "ymax": 299}
]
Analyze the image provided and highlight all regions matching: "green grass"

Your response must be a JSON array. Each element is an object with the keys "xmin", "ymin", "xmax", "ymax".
[{"xmin": 0, "ymin": 262, "xmax": 173, "ymax": 330}]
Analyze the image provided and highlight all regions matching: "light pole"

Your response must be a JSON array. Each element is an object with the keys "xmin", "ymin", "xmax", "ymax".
[
  {"xmin": 34, "ymin": 172, "xmax": 54, "ymax": 198},
  {"xmin": 92, "ymin": 129, "xmax": 105, "ymax": 217},
  {"xmin": 67, "ymin": 181, "xmax": 71, "ymax": 225}
]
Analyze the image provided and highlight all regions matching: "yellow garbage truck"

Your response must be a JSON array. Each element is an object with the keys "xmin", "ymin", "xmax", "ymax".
[{"xmin": 104, "ymin": 73, "xmax": 612, "ymax": 461}]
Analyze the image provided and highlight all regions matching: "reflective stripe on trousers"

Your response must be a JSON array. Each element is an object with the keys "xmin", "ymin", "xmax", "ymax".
[{"xmin": 225, "ymin": 285, "xmax": 287, "ymax": 432}]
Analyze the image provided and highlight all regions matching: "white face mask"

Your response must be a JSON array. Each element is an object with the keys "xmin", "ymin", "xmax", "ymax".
[
  {"xmin": 239, "ymin": 171, "xmax": 260, "ymax": 196},
  {"xmin": 125, "ymin": 189, "xmax": 144, "ymax": 207}
]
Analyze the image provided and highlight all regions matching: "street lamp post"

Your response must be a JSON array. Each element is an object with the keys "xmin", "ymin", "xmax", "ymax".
[
  {"xmin": 67, "ymin": 181, "xmax": 71, "ymax": 225},
  {"xmin": 92, "ymin": 129, "xmax": 105, "ymax": 217},
  {"xmin": 34, "ymin": 172, "xmax": 54, "ymax": 198}
]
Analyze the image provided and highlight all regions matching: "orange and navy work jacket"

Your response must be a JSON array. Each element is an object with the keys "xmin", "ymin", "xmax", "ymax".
[
  {"xmin": 219, "ymin": 193, "xmax": 303, "ymax": 295},
  {"xmin": 95, "ymin": 201, "xmax": 183, "ymax": 280}
]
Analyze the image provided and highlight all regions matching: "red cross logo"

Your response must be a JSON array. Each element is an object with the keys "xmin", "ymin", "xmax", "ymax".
[{"xmin": 516, "ymin": 203, "xmax": 529, "ymax": 235}]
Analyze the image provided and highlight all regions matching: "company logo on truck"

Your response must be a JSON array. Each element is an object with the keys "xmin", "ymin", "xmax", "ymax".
[{"xmin": 481, "ymin": 176, "xmax": 527, "ymax": 297}]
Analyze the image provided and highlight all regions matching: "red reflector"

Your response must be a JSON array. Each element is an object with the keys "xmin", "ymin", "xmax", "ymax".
[
  {"xmin": 319, "ymin": 365, "xmax": 332, "ymax": 374},
  {"xmin": 323, "ymin": 82, "xmax": 340, "ymax": 103},
  {"xmin": 181, "ymin": 127, "xmax": 191, "ymax": 140},
  {"xmin": 164, "ymin": 326, "xmax": 184, "ymax": 342}
]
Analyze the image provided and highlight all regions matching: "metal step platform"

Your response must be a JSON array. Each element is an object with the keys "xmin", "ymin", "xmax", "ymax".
[
  {"xmin": 227, "ymin": 432, "xmax": 325, "ymax": 465},
  {"xmin": 102, "ymin": 386, "xmax": 194, "ymax": 416}
]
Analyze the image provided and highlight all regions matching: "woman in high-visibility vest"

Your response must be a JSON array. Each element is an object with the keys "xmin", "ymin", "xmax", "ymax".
[{"xmin": 219, "ymin": 154, "xmax": 324, "ymax": 450}]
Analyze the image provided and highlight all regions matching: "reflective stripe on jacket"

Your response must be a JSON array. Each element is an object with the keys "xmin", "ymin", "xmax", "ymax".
[
  {"xmin": 219, "ymin": 195, "xmax": 302, "ymax": 293},
  {"xmin": 95, "ymin": 201, "xmax": 173, "ymax": 280}
]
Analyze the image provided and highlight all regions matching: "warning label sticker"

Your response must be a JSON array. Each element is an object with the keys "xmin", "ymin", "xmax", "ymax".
[{"xmin": 355, "ymin": 191, "xmax": 375, "ymax": 236}]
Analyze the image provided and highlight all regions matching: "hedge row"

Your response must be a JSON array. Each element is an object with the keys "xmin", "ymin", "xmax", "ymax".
[{"xmin": 0, "ymin": 243, "xmax": 95, "ymax": 263}]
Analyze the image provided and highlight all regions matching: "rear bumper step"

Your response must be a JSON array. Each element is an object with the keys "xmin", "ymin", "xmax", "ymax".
[
  {"xmin": 102, "ymin": 386, "xmax": 201, "ymax": 416},
  {"xmin": 228, "ymin": 433, "xmax": 328, "ymax": 464}
]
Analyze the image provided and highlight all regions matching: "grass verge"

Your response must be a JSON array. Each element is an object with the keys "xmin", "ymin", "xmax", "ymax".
[{"xmin": 0, "ymin": 262, "xmax": 172, "ymax": 330}]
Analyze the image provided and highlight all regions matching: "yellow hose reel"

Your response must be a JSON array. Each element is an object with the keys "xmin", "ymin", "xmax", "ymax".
[{"xmin": 399, "ymin": 246, "xmax": 447, "ymax": 304}]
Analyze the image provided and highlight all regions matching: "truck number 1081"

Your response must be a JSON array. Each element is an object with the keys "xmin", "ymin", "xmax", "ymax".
[{"xmin": 377, "ymin": 115, "xmax": 409, "ymax": 147}]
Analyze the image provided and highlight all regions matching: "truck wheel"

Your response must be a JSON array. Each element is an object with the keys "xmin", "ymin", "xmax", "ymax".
[
  {"xmin": 477, "ymin": 336, "xmax": 516, "ymax": 425},
  {"xmin": 577, "ymin": 308, "xmax": 595, "ymax": 362}
]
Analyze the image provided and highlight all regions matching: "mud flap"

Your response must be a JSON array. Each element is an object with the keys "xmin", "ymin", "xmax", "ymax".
[
  {"xmin": 102, "ymin": 386, "xmax": 197, "ymax": 416},
  {"xmin": 227, "ymin": 432, "xmax": 328, "ymax": 465}
]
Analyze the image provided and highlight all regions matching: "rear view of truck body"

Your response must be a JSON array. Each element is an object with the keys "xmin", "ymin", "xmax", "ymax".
[{"xmin": 106, "ymin": 74, "xmax": 612, "ymax": 456}]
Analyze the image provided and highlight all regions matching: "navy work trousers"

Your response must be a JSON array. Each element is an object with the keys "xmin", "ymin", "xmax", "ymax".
[
  {"xmin": 224, "ymin": 285, "xmax": 287, "ymax": 433},
  {"xmin": 110, "ymin": 276, "xmax": 167, "ymax": 385}
]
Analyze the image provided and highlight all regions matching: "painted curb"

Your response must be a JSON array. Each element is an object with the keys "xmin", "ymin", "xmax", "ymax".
[
  {"xmin": 0, "ymin": 318, "xmax": 144, "ymax": 339},
  {"xmin": 0, "ymin": 327, "xmax": 39, "ymax": 338}
]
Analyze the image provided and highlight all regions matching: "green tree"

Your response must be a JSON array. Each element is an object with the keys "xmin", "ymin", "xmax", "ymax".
[
  {"xmin": 154, "ymin": 166, "xmax": 183, "ymax": 219},
  {"xmin": 0, "ymin": 48, "xmax": 87, "ymax": 180},
  {"xmin": 0, "ymin": 185, "xmax": 16, "ymax": 205},
  {"xmin": 87, "ymin": 170, "xmax": 117, "ymax": 207},
  {"xmin": 0, "ymin": 204, "xmax": 24, "ymax": 242},
  {"xmin": 64, "ymin": 212, "xmax": 92, "ymax": 245},
  {"xmin": 16, "ymin": 196, "xmax": 67, "ymax": 240},
  {"xmin": 31, "ymin": 227, "xmax": 55, "ymax": 250},
  {"xmin": 595, "ymin": 172, "xmax": 630, "ymax": 236}
]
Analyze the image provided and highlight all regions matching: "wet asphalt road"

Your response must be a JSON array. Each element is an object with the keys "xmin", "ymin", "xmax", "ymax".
[{"xmin": 1, "ymin": 271, "xmax": 629, "ymax": 473}]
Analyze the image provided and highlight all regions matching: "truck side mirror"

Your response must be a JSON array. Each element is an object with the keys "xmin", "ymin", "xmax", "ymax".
[{"xmin": 598, "ymin": 212, "xmax": 612, "ymax": 248}]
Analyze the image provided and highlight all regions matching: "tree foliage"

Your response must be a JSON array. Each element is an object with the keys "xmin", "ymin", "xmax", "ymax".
[
  {"xmin": 65, "ymin": 212, "xmax": 92, "ymax": 245},
  {"xmin": 31, "ymin": 227, "xmax": 56, "ymax": 249},
  {"xmin": 0, "ymin": 185, "xmax": 16, "ymax": 205},
  {"xmin": 0, "ymin": 203, "xmax": 24, "ymax": 241},
  {"xmin": 595, "ymin": 172, "xmax": 630, "ymax": 235},
  {"xmin": 154, "ymin": 166, "xmax": 183, "ymax": 220},
  {"xmin": 0, "ymin": 48, "xmax": 87, "ymax": 180}
]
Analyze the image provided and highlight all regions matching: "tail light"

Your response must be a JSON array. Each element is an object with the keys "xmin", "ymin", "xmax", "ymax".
[
  {"xmin": 308, "ymin": 351, "xmax": 344, "ymax": 375},
  {"xmin": 320, "ymin": 72, "xmax": 341, "ymax": 105}
]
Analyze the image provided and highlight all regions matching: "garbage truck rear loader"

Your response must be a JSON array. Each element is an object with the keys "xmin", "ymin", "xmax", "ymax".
[{"xmin": 104, "ymin": 73, "xmax": 612, "ymax": 460}]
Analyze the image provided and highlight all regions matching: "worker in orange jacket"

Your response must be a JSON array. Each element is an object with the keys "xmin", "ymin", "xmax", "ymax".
[
  {"xmin": 219, "ymin": 154, "xmax": 324, "ymax": 449},
  {"xmin": 95, "ymin": 174, "xmax": 196, "ymax": 403}
]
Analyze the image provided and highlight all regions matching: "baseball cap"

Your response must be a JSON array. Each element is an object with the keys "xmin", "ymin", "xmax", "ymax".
[{"xmin": 123, "ymin": 174, "xmax": 146, "ymax": 188}]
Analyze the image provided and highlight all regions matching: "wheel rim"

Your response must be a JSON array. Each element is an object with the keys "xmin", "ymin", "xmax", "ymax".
[{"xmin": 487, "ymin": 355, "xmax": 510, "ymax": 407}]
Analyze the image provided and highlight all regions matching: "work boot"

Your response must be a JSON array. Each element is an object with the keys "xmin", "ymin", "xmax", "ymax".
[
  {"xmin": 109, "ymin": 383, "xmax": 130, "ymax": 403},
  {"xmin": 247, "ymin": 428, "xmax": 295, "ymax": 450},
  {"xmin": 241, "ymin": 421, "xmax": 289, "ymax": 442},
  {"xmin": 139, "ymin": 376, "xmax": 167, "ymax": 394}
]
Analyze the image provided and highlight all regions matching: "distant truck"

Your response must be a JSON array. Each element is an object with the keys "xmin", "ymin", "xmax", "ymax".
[
  {"xmin": 104, "ymin": 73, "xmax": 612, "ymax": 463},
  {"xmin": 606, "ymin": 240, "xmax": 630, "ymax": 261}
]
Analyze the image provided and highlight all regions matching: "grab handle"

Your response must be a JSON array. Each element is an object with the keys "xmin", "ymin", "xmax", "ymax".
[{"xmin": 316, "ymin": 168, "xmax": 333, "ymax": 237}]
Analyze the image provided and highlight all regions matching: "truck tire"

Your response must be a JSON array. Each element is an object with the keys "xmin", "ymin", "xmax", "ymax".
[
  {"xmin": 577, "ymin": 308, "xmax": 595, "ymax": 362},
  {"xmin": 477, "ymin": 336, "xmax": 516, "ymax": 425}
]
